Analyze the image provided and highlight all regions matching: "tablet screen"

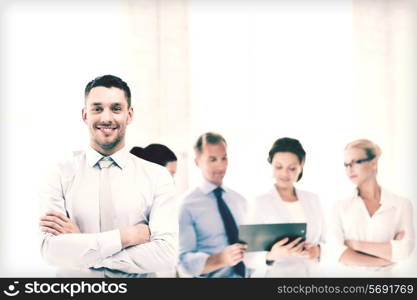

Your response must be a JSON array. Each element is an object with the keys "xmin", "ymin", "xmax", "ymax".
[{"xmin": 238, "ymin": 223, "xmax": 307, "ymax": 252}]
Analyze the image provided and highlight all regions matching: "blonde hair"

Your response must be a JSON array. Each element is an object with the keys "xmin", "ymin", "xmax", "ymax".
[{"xmin": 345, "ymin": 139, "xmax": 382, "ymax": 160}]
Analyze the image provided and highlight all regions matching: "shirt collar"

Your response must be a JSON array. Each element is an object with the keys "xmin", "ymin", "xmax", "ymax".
[
  {"xmin": 199, "ymin": 178, "xmax": 227, "ymax": 195},
  {"xmin": 270, "ymin": 185, "xmax": 305, "ymax": 205},
  {"xmin": 86, "ymin": 146, "xmax": 128, "ymax": 169},
  {"xmin": 353, "ymin": 187, "xmax": 397, "ymax": 208},
  {"xmin": 379, "ymin": 188, "xmax": 397, "ymax": 208}
]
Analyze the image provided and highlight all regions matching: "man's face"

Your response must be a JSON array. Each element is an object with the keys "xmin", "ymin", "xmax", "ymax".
[
  {"xmin": 82, "ymin": 86, "xmax": 133, "ymax": 155},
  {"xmin": 195, "ymin": 142, "xmax": 228, "ymax": 186}
]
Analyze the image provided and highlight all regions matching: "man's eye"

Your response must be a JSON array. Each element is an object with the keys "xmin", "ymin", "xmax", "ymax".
[
  {"xmin": 113, "ymin": 107, "xmax": 122, "ymax": 111},
  {"xmin": 93, "ymin": 107, "xmax": 102, "ymax": 112}
]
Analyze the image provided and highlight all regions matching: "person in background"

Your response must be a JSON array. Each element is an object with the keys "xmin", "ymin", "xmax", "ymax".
[
  {"xmin": 130, "ymin": 143, "xmax": 178, "ymax": 277},
  {"xmin": 244, "ymin": 137, "xmax": 326, "ymax": 277},
  {"xmin": 178, "ymin": 132, "xmax": 248, "ymax": 277},
  {"xmin": 330, "ymin": 138, "xmax": 415, "ymax": 276},
  {"xmin": 131, "ymin": 144, "xmax": 178, "ymax": 177}
]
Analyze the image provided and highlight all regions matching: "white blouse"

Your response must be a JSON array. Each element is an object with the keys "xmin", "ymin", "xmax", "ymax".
[
  {"xmin": 282, "ymin": 200, "xmax": 306, "ymax": 223},
  {"xmin": 244, "ymin": 187, "xmax": 326, "ymax": 277},
  {"xmin": 327, "ymin": 187, "xmax": 415, "ymax": 277}
]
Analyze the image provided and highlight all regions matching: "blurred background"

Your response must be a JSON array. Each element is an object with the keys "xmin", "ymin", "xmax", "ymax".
[{"xmin": 0, "ymin": 0, "xmax": 416, "ymax": 276}]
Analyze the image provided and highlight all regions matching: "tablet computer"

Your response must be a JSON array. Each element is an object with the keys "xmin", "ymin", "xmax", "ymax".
[{"xmin": 238, "ymin": 223, "xmax": 307, "ymax": 252}]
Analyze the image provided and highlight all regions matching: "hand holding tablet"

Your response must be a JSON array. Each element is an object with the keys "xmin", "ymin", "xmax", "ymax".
[{"xmin": 238, "ymin": 223, "xmax": 307, "ymax": 252}]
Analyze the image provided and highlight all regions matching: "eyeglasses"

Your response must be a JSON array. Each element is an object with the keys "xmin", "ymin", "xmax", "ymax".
[{"xmin": 344, "ymin": 157, "xmax": 374, "ymax": 168}]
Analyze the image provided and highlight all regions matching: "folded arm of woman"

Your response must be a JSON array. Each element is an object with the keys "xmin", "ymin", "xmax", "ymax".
[
  {"xmin": 344, "ymin": 231, "xmax": 406, "ymax": 261},
  {"xmin": 339, "ymin": 247, "xmax": 392, "ymax": 267},
  {"xmin": 344, "ymin": 240, "xmax": 392, "ymax": 261}
]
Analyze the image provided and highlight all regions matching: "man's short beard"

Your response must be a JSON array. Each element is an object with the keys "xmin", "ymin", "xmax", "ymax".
[{"xmin": 97, "ymin": 136, "xmax": 122, "ymax": 150}]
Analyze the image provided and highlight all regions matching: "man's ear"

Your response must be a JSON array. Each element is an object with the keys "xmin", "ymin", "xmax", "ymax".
[
  {"xmin": 194, "ymin": 156, "xmax": 199, "ymax": 167},
  {"xmin": 81, "ymin": 107, "xmax": 87, "ymax": 124},
  {"xmin": 127, "ymin": 106, "xmax": 134, "ymax": 125}
]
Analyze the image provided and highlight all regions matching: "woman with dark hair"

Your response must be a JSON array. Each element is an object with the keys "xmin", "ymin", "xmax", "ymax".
[
  {"xmin": 245, "ymin": 137, "xmax": 325, "ymax": 277},
  {"xmin": 130, "ymin": 144, "xmax": 178, "ymax": 176}
]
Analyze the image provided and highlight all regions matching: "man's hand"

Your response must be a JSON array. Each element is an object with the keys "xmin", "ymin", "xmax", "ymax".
[
  {"xmin": 120, "ymin": 224, "xmax": 151, "ymax": 248},
  {"xmin": 202, "ymin": 243, "xmax": 247, "ymax": 274},
  {"xmin": 40, "ymin": 211, "xmax": 81, "ymax": 235},
  {"xmin": 219, "ymin": 243, "xmax": 247, "ymax": 267}
]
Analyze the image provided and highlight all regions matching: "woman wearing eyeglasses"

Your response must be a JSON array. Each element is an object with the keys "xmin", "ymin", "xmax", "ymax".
[
  {"xmin": 244, "ymin": 137, "xmax": 326, "ymax": 277},
  {"xmin": 330, "ymin": 139, "xmax": 415, "ymax": 276}
]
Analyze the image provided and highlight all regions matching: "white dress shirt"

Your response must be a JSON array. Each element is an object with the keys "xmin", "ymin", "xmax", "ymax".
[
  {"xmin": 39, "ymin": 146, "xmax": 178, "ymax": 277},
  {"xmin": 327, "ymin": 187, "xmax": 415, "ymax": 277},
  {"xmin": 244, "ymin": 187, "xmax": 326, "ymax": 277}
]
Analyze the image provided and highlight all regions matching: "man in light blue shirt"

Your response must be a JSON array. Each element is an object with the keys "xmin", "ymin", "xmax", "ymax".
[{"xmin": 179, "ymin": 132, "xmax": 248, "ymax": 277}]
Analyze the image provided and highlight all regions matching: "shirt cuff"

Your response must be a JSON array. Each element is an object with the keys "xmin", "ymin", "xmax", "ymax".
[
  {"xmin": 96, "ymin": 229, "xmax": 122, "ymax": 259},
  {"xmin": 243, "ymin": 251, "xmax": 269, "ymax": 277},
  {"xmin": 180, "ymin": 252, "xmax": 210, "ymax": 277},
  {"xmin": 100, "ymin": 250, "xmax": 133, "ymax": 273},
  {"xmin": 390, "ymin": 239, "xmax": 403, "ymax": 263},
  {"xmin": 321, "ymin": 242, "xmax": 347, "ymax": 264}
]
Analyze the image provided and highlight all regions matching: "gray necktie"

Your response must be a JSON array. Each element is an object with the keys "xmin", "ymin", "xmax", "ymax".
[{"xmin": 98, "ymin": 157, "xmax": 115, "ymax": 232}]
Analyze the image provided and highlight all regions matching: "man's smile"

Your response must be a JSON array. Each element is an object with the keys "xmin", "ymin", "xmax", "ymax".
[{"xmin": 96, "ymin": 125, "xmax": 118, "ymax": 135}]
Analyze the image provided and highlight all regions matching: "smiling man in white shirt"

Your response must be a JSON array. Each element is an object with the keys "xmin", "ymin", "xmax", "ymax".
[{"xmin": 39, "ymin": 75, "xmax": 178, "ymax": 277}]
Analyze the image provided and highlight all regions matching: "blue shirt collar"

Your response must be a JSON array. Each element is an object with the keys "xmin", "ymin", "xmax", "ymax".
[{"xmin": 199, "ymin": 178, "xmax": 227, "ymax": 196}]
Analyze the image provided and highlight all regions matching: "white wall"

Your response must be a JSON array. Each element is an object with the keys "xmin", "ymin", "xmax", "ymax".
[
  {"xmin": 189, "ymin": 1, "xmax": 355, "ymax": 204},
  {"xmin": 0, "ymin": 1, "xmax": 127, "ymax": 276}
]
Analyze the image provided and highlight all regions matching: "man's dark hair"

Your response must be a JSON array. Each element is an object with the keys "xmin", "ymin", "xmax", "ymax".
[
  {"xmin": 194, "ymin": 132, "xmax": 227, "ymax": 155},
  {"xmin": 267, "ymin": 137, "xmax": 306, "ymax": 181},
  {"xmin": 130, "ymin": 144, "xmax": 177, "ymax": 167},
  {"xmin": 85, "ymin": 74, "xmax": 131, "ymax": 107}
]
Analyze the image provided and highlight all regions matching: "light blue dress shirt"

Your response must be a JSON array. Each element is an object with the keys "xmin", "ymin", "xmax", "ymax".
[{"xmin": 179, "ymin": 179, "xmax": 247, "ymax": 277}]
